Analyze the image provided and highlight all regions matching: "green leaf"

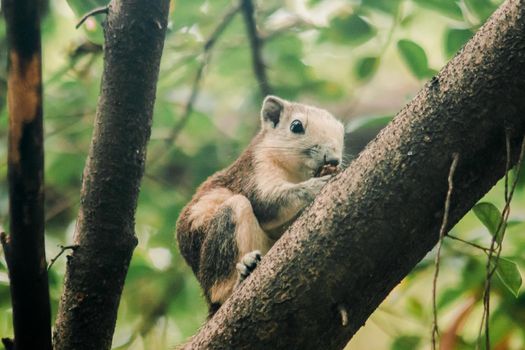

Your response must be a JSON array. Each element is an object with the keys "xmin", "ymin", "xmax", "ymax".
[
  {"xmin": 397, "ymin": 39, "xmax": 432, "ymax": 79},
  {"xmin": 495, "ymin": 257, "xmax": 522, "ymax": 297},
  {"xmin": 473, "ymin": 202, "xmax": 505, "ymax": 244},
  {"xmin": 412, "ymin": 0, "xmax": 463, "ymax": 20},
  {"xmin": 391, "ymin": 335, "xmax": 421, "ymax": 350},
  {"xmin": 320, "ymin": 14, "xmax": 375, "ymax": 46},
  {"xmin": 444, "ymin": 28, "xmax": 474, "ymax": 58},
  {"xmin": 66, "ymin": 0, "xmax": 108, "ymax": 44},
  {"xmin": 464, "ymin": 0, "xmax": 497, "ymax": 22},
  {"xmin": 355, "ymin": 56, "xmax": 380, "ymax": 81}
]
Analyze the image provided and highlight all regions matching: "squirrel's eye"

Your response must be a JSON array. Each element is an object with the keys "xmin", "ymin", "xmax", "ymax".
[{"xmin": 290, "ymin": 120, "xmax": 304, "ymax": 134}]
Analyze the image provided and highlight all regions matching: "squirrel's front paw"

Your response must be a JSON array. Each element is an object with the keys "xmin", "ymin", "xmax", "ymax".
[
  {"xmin": 236, "ymin": 250, "xmax": 262, "ymax": 282},
  {"xmin": 301, "ymin": 175, "xmax": 332, "ymax": 200}
]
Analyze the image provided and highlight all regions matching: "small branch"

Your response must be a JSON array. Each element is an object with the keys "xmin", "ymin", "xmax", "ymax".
[
  {"xmin": 76, "ymin": 5, "xmax": 109, "ymax": 29},
  {"xmin": 431, "ymin": 153, "xmax": 460, "ymax": 350},
  {"xmin": 167, "ymin": 4, "xmax": 241, "ymax": 146},
  {"xmin": 163, "ymin": 59, "xmax": 206, "ymax": 147},
  {"xmin": 203, "ymin": 4, "xmax": 242, "ymax": 52},
  {"xmin": 379, "ymin": 2, "xmax": 402, "ymax": 57},
  {"xmin": 241, "ymin": 0, "xmax": 272, "ymax": 97},
  {"xmin": 445, "ymin": 234, "xmax": 491, "ymax": 253},
  {"xmin": 477, "ymin": 134, "xmax": 525, "ymax": 350},
  {"xmin": 148, "ymin": 5, "xmax": 241, "ymax": 166},
  {"xmin": 47, "ymin": 245, "xmax": 79, "ymax": 271}
]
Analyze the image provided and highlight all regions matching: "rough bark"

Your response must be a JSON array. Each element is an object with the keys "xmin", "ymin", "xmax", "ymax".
[
  {"xmin": 184, "ymin": 0, "xmax": 525, "ymax": 349},
  {"xmin": 52, "ymin": 1, "xmax": 169, "ymax": 349},
  {"xmin": 1, "ymin": 0, "xmax": 52, "ymax": 349}
]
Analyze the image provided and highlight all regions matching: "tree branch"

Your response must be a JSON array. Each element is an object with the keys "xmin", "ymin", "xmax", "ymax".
[
  {"xmin": 184, "ymin": 0, "xmax": 525, "ymax": 348},
  {"xmin": 75, "ymin": 5, "xmax": 109, "ymax": 29},
  {"xmin": 52, "ymin": 1, "xmax": 170, "ymax": 349},
  {"xmin": 47, "ymin": 244, "xmax": 79, "ymax": 271},
  {"xmin": 431, "ymin": 153, "xmax": 459, "ymax": 349},
  {"xmin": 2, "ymin": 0, "xmax": 52, "ymax": 348},
  {"xmin": 240, "ymin": 0, "xmax": 272, "ymax": 97},
  {"xmin": 164, "ymin": 4, "xmax": 241, "ymax": 147},
  {"xmin": 148, "ymin": 4, "xmax": 241, "ymax": 167}
]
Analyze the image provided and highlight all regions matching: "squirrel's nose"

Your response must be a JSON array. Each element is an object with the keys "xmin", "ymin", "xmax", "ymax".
[{"xmin": 324, "ymin": 158, "xmax": 340, "ymax": 167}]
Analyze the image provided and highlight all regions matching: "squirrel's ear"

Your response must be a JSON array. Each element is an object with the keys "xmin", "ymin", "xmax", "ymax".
[{"xmin": 261, "ymin": 95, "xmax": 285, "ymax": 127}]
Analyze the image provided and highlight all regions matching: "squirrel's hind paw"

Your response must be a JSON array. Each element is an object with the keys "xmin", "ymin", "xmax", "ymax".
[{"xmin": 236, "ymin": 250, "xmax": 262, "ymax": 282}]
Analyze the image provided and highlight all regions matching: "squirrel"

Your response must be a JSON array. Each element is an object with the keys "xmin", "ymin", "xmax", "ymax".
[{"xmin": 176, "ymin": 95, "xmax": 345, "ymax": 315}]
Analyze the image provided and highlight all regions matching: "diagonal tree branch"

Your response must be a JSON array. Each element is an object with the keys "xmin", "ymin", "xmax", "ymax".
[
  {"xmin": 52, "ymin": 1, "xmax": 170, "ymax": 349},
  {"xmin": 241, "ymin": 0, "xmax": 272, "ymax": 97},
  {"xmin": 1, "ymin": 0, "xmax": 52, "ymax": 348},
  {"xmin": 184, "ymin": 0, "xmax": 525, "ymax": 348}
]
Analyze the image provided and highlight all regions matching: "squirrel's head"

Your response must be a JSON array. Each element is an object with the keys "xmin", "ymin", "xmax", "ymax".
[{"xmin": 257, "ymin": 95, "xmax": 345, "ymax": 182}]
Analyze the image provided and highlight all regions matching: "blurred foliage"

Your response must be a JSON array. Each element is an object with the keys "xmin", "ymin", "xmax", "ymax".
[{"xmin": 0, "ymin": 0, "xmax": 523, "ymax": 349}]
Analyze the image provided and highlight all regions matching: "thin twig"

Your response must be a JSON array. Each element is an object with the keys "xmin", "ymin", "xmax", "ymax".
[
  {"xmin": 76, "ymin": 5, "xmax": 109, "ymax": 29},
  {"xmin": 171, "ymin": 3, "xmax": 241, "ymax": 139},
  {"xmin": 148, "ymin": 4, "xmax": 241, "ymax": 166},
  {"xmin": 241, "ymin": 0, "xmax": 272, "ymax": 97},
  {"xmin": 203, "ymin": 4, "xmax": 242, "ymax": 52},
  {"xmin": 431, "ymin": 153, "xmax": 460, "ymax": 350},
  {"xmin": 379, "ymin": 1, "xmax": 402, "ymax": 57},
  {"xmin": 173, "ymin": 3, "xmax": 242, "ymax": 142},
  {"xmin": 477, "ymin": 134, "xmax": 525, "ymax": 350},
  {"xmin": 446, "ymin": 234, "xmax": 491, "ymax": 253},
  {"xmin": 504, "ymin": 135, "xmax": 511, "ymax": 203},
  {"xmin": 163, "ymin": 57, "xmax": 206, "ymax": 146},
  {"xmin": 47, "ymin": 245, "xmax": 79, "ymax": 271}
]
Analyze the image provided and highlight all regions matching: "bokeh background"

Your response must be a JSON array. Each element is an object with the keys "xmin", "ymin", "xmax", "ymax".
[{"xmin": 1, "ymin": 0, "xmax": 524, "ymax": 349}]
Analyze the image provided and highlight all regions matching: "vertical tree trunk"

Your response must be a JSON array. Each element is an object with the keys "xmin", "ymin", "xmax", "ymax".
[
  {"xmin": 53, "ymin": 1, "xmax": 170, "ymax": 349},
  {"xmin": 1, "ymin": 0, "xmax": 52, "ymax": 349}
]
